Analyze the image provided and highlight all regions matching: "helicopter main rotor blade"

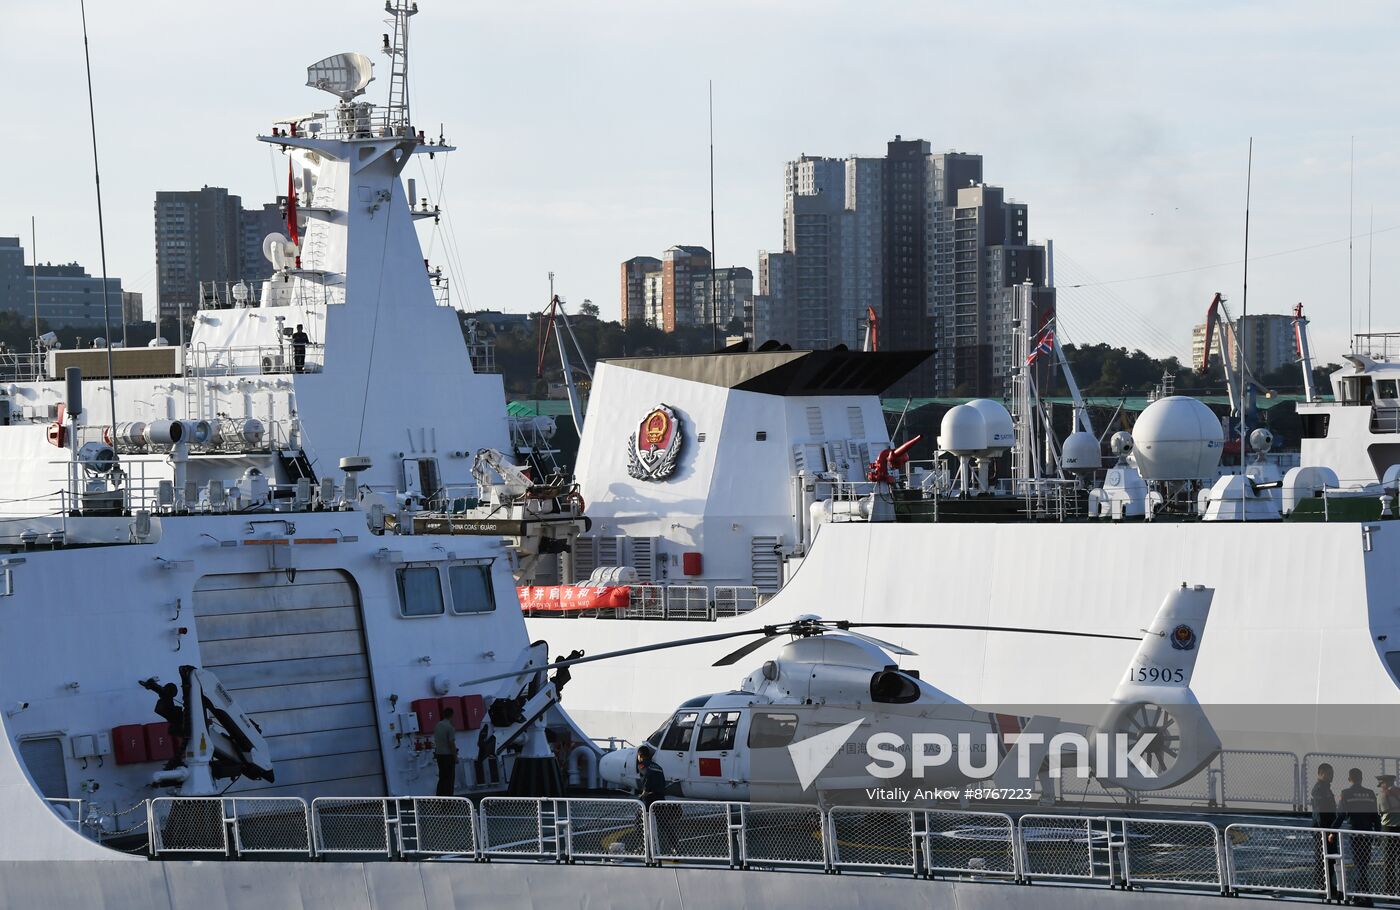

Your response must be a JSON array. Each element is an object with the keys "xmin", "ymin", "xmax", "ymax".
[
  {"xmin": 838, "ymin": 629, "xmax": 917, "ymax": 656},
  {"xmin": 457, "ymin": 625, "xmax": 779, "ymax": 689},
  {"xmin": 838, "ymin": 621, "xmax": 1138, "ymax": 642},
  {"xmin": 712, "ymin": 633, "xmax": 785, "ymax": 667}
]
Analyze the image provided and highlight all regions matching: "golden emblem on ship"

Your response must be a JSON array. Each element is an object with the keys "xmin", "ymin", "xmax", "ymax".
[{"xmin": 628, "ymin": 404, "xmax": 684, "ymax": 482}]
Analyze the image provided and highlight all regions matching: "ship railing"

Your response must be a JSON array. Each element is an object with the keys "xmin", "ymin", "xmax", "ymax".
[
  {"xmin": 44, "ymin": 797, "xmax": 86, "ymax": 833},
  {"xmin": 466, "ymin": 341, "xmax": 498, "ymax": 374},
  {"xmin": 0, "ymin": 350, "xmax": 47, "ymax": 383},
  {"xmin": 1056, "ymin": 749, "xmax": 1302, "ymax": 813},
  {"xmin": 148, "ymin": 796, "xmax": 311, "ymax": 856},
  {"xmin": 713, "ymin": 585, "xmax": 759, "ymax": 617},
  {"xmin": 133, "ymin": 794, "xmax": 1400, "ymax": 902},
  {"xmin": 280, "ymin": 106, "xmax": 418, "ymax": 143},
  {"xmin": 186, "ymin": 342, "xmax": 325, "ymax": 377},
  {"xmin": 1224, "ymin": 822, "xmax": 1332, "ymax": 898},
  {"xmin": 1353, "ymin": 332, "xmax": 1400, "ymax": 362},
  {"xmin": 479, "ymin": 796, "xmax": 646, "ymax": 863},
  {"xmin": 664, "ymin": 585, "xmax": 711, "ymax": 620}
]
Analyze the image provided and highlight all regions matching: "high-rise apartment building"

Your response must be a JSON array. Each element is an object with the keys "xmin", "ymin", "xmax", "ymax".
[
  {"xmin": 620, "ymin": 256, "xmax": 662, "ymax": 327},
  {"xmin": 1192, "ymin": 313, "xmax": 1297, "ymax": 377},
  {"xmin": 619, "ymin": 247, "xmax": 753, "ymax": 334},
  {"xmin": 155, "ymin": 187, "xmax": 285, "ymax": 329},
  {"xmin": 0, "ymin": 237, "xmax": 126, "ymax": 330},
  {"xmin": 660, "ymin": 245, "xmax": 711, "ymax": 332},
  {"xmin": 755, "ymin": 137, "xmax": 1053, "ymax": 396}
]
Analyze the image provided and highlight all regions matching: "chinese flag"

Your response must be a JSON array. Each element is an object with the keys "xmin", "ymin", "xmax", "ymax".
[{"xmin": 286, "ymin": 161, "xmax": 299, "ymax": 247}]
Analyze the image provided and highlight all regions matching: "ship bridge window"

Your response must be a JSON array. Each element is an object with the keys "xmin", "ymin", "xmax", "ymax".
[
  {"xmin": 396, "ymin": 565, "xmax": 444, "ymax": 617},
  {"xmin": 660, "ymin": 712, "xmax": 698, "ymax": 751},
  {"xmin": 747, "ymin": 712, "xmax": 799, "ymax": 749},
  {"xmin": 448, "ymin": 563, "xmax": 495, "ymax": 615},
  {"xmin": 1343, "ymin": 377, "xmax": 1374, "ymax": 405},
  {"xmin": 1378, "ymin": 379, "xmax": 1399, "ymax": 401},
  {"xmin": 870, "ymin": 670, "xmax": 921, "ymax": 704},
  {"xmin": 696, "ymin": 711, "xmax": 741, "ymax": 751}
]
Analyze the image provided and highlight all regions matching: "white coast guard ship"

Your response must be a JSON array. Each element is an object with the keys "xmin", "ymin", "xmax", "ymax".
[
  {"xmin": 517, "ymin": 323, "xmax": 1400, "ymax": 774},
  {"xmin": 0, "ymin": 1, "xmax": 597, "ymax": 864}
]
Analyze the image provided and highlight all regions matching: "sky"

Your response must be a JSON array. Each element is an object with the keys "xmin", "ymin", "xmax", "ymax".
[{"xmin": 2, "ymin": 0, "xmax": 1396, "ymax": 366}]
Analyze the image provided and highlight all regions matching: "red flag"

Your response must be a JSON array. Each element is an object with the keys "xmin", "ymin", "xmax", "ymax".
[{"xmin": 286, "ymin": 161, "xmax": 299, "ymax": 247}]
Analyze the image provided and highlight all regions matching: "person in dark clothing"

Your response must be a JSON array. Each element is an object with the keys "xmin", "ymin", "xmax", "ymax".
[
  {"xmin": 1341, "ymin": 768, "xmax": 1379, "ymax": 906},
  {"xmin": 1379, "ymin": 775, "xmax": 1400, "ymax": 897},
  {"xmin": 290, "ymin": 324, "xmax": 309, "ymax": 373},
  {"xmin": 636, "ymin": 744, "xmax": 667, "ymax": 806},
  {"xmin": 433, "ymin": 707, "xmax": 458, "ymax": 797},
  {"xmin": 1312, "ymin": 763, "xmax": 1339, "ymax": 897},
  {"xmin": 139, "ymin": 677, "xmax": 186, "ymax": 770},
  {"xmin": 637, "ymin": 744, "xmax": 672, "ymax": 856}
]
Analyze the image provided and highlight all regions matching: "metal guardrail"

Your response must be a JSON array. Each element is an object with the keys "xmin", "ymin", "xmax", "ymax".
[
  {"xmin": 828, "ymin": 806, "xmax": 917, "ymax": 873},
  {"xmin": 1117, "ymin": 817, "xmax": 1223, "ymax": 891},
  {"xmin": 311, "ymin": 798, "xmax": 392, "ymax": 856},
  {"xmin": 665, "ymin": 585, "xmax": 710, "ymax": 620},
  {"xmin": 714, "ymin": 585, "xmax": 759, "ymax": 617},
  {"xmin": 134, "ymin": 794, "xmax": 1400, "ymax": 904},
  {"xmin": 1225, "ymin": 822, "xmax": 1329, "ymax": 897}
]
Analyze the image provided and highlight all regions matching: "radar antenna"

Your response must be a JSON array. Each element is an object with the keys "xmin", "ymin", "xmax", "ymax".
[{"xmin": 383, "ymin": 0, "xmax": 418, "ymax": 135}]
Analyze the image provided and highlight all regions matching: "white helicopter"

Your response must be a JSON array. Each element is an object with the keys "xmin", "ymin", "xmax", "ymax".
[
  {"xmin": 586, "ymin": 583, "xmax": 1221, "ymax": 803},
  {"xmin": 457, "ymin": 584, "xmax": 1219, "ymax": 804}
]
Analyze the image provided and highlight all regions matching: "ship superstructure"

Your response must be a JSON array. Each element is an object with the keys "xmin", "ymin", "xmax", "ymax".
[{"xmin": 0, "ymin": 1, "xmax": 595, "ymax": 855}]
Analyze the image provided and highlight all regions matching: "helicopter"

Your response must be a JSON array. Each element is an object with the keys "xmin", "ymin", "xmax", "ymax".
[
  {"xmin": 591, "ymin": 583, "xmax": 1220, "ymax": 803},
  {"xmin": 458, "ymin": 584, "xmax": 1221, "ymax": 804}
]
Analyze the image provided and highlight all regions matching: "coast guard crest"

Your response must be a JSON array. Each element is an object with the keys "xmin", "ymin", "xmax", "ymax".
[
  {"xmin": 1169, "ymin": 623, "xmax": 1197, "ymax": 651},
  {"xmin": 627, "ymin": 404, "xmax": 683, "ymax": 482}
]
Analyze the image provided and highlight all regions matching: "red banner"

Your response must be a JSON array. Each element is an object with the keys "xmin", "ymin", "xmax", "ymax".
[{"xmin": 517, "ymin": 585, "xmax": 631, "ymax": 613}]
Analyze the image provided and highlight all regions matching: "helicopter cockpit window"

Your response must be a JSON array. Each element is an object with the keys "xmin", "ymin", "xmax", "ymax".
[
  {"xmin": 870, "ymin": 670, "xmax": 921, "ymax": 704},
  {"xmin": 696, "ymin": 712, "xmax": 741, "ymax": 751},
  {"xmin": 747, "ymin": 712, "xmax": 799, "ymax": 749},
  {"xmin": 659, "ymin": 712, "xmax": 698, "ymax": 751},
  {"xmin": 645, "ymin": 721, "xmax": 669, "ymax": 748}
]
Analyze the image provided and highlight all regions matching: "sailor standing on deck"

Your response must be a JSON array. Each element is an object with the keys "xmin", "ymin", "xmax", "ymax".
[
  {"xmin": 1378, "ymin": 775, "xmax": 1400, "ymax": 896},
  {"xmin": 1312, "ymin": 763, "xmax": 1340, "ymax": 896},
  {"xmin": 1340, "ymin": 768, "xmax": 1379, "ymax": 906},
  {"xmin": 290, "ymin": 324, "xmax": 309, "ymax": 373},
  {"xmin": 433, "ymin": 707, "xmax": 458, "ymax": 796}
]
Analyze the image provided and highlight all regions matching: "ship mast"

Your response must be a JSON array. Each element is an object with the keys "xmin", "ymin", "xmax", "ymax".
[{"xmin": 383, "ymin": 0, "xmax": 417, "ymax": 135}]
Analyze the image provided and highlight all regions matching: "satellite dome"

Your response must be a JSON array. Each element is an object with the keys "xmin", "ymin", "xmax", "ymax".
[
  {"xmin": 938, "ymin": 404, "xmax": 987, "ymax": 456},
  {"xmin": 965, "ymin": 399, "xmax": 1015, "ymax": 455},
  {"xmin": 1062, "ymin": 430, "xmax": 1101, "ymax": 473},
  {"xmin": 1132, "ymin": 397, "xmax": 1224, "ymax": 481}
]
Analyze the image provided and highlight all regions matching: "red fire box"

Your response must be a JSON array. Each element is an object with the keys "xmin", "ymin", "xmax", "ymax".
[
  {"xmin": 144, "ymin": 722, "xmax": 175, "ymax": 763},
  {"xmin": 682, "ymin": 552, "xmax": 703, "ymax": 576},
  {"xmin": 411, "ymin": 698, "xmax": 441, "ymax": 732},
  {"xmin": 437, "ymin": 696, "xmax": 465, "ymax": 731},
  {"xmin": 460, "ymin": 693, "xmax": 485, "ymax": 731},
  {"xmin": 111, "ymin": 724, "xmax": 148, "ymax": 765}
]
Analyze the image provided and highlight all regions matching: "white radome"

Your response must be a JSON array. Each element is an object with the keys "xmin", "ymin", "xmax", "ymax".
[
  {"xmin": 1061, "ymin": 430, "xmax": 1102, "ymax": 473},
  {"xmin": 1131, "ymin": 397, "xmax": 1224, "ymax": 481},
  {"xmin": 938, "ymin": 404, "xmax": 988, "ymax": 456},
  {"xmin": 965, "ymin": 399, "xmax": 1015, "ymax": 455}
]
